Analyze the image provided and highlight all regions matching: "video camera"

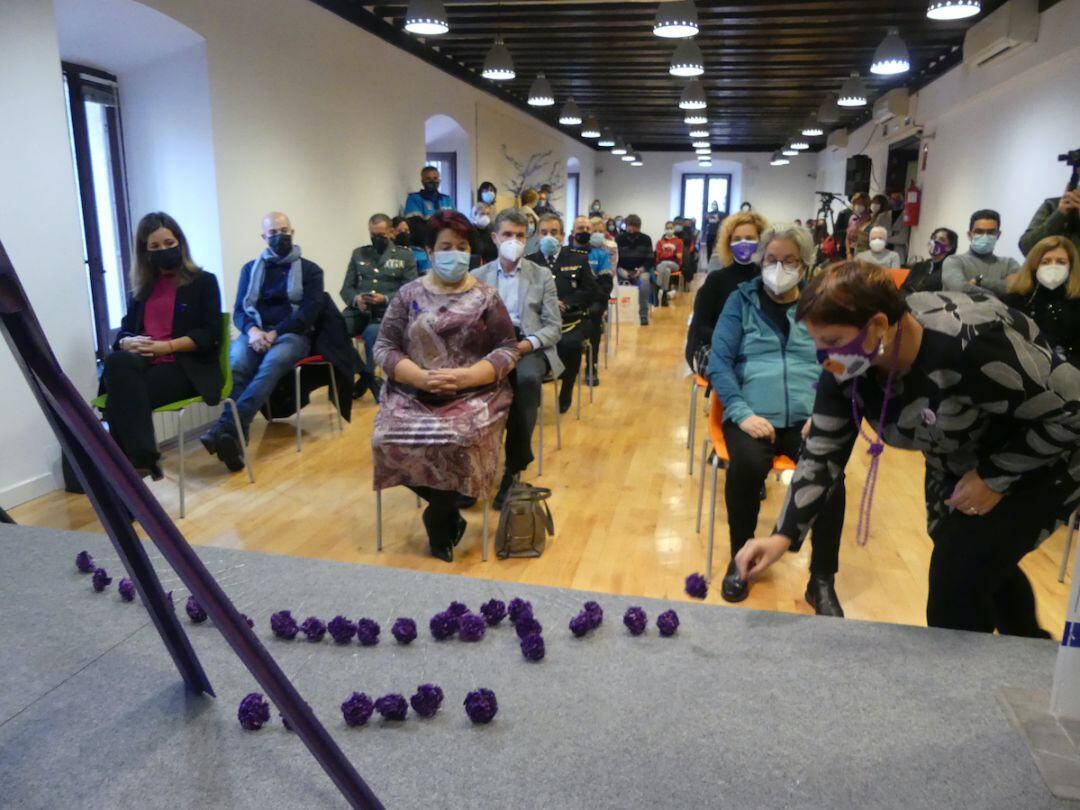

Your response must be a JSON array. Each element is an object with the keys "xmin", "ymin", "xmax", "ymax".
[{"xmin": 1061, "ymin": 149, "xmax": 1080, "ymax": 191}]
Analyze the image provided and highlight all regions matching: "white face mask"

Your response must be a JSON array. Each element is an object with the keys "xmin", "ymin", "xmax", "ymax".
[
  {"xmin": 498, "ymin": 238, "xmax": 525, "ymax": 263},
  {"xmin": 475, "ymin": 215, "xmax": 491, "ymax": 228},
  {"xmin": 762, "ymin": 262, "xmax": 801, "ymax": 296},
  {"xmin": 1036, "ymin": 263, "xmax": 1070, "ymax": 290},
  {"xmin": 869, "ymin": 238, "xmax": 887, "ymax": 253},
  {"xmin": 870, "ymin": 203, "xmax": 881, "ymax": 214}
]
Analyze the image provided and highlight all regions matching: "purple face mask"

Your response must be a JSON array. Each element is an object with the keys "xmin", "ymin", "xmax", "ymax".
[
  {"xmin": 816, "ymin": 326, "xmax": 877, "ymax": 382},
  {"xmin": 730, "ymin": 240, "xmax": 758, "ymax": 265},
  {"xmin": 929, "ymin": 239, "xmax": 949, "ymax": 259}
]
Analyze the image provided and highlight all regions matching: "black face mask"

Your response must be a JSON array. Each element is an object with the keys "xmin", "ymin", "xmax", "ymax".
[
  {"xmin": 371, "ymin": 235, "xmax": 389, "ymax": 253},
  {"xmin": 422, "ymin": 180, "xmax": 440, "ymax": 193},
  {"xmin": 148, "ymin": 245, "xmax": 183, "ymax": 271},
  {"xmin": 394, "ymin": 232, "xmax": 410, "ymax": 247},
  {"xmin": 573, "ymin": 231, "xmax": 591, "ymax": 246},
  {"xmin": 267, "ymin": 233, "xmax": 293, "ymax": 257}
]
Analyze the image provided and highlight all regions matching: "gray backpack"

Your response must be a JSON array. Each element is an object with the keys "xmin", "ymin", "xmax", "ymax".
[{"xmin": 495, "ymin": 483, "xmax": 554, "ymax": 558}]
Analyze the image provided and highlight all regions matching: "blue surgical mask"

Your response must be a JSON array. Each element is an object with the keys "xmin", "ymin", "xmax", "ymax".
[
  {"xmin": 481, "ymin": 191, "xmax": 495, "ymax": 204},
  {"xmin": 971, "ymin": 233, "xmax": 998, "ymax": 255},
  {"xmin": 589, "ymin": 232, "xmax": 605, "ymax": 248},
  {"xmin": 539, "ymin": 235, "xmax": 560, "ymax": 257},
  {"xmin": 432, "ymin": 250, "xmax": 470, "ymax": 283}
]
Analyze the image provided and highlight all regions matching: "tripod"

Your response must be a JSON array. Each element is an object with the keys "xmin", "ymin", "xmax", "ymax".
[{"xmin": 815, "ymin": 191, "xmax": 846, "ymax": 235}]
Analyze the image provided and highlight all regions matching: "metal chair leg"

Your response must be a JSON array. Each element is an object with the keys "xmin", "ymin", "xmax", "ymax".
[
  {"xmin": 576, "ymin": 352, "xmax": 583, "ymax": 422},
  {"xmin": 553, "ymin": 381, "xmax": 562, "ymax": 450},
  {"xmin": 294, "ymin": 365, "xmax": 302, "ymax": 453},
  {"xmin": 224, "ymin": 398, "xmax": 255, "ymax": 484},
  {"xmin": 177, "ymin": 408, "xmax": 187, "ymax": 519},
  {"xmin": 538, "ymin": 382, "xmax": 544, "ymax": 477},
  {"xmin": 482, "ymin": 498, "xmax": 490, "ymax": 562},
  {"xmin": 584, "ymin": 339, "xmax": 594, "ymax": 405},
  {"xmin": 603, "ymin": 321, "xmax": 609, "ymax": 369},
  {"xmin": 1060, "ymin": 509, "xmax": 1079, "ymax": 583},
  {"xmin": 376, "ymin": 488, "xmax": 382, "ymax": 552},
  {"xmin": 706, "ymin": 456, "xmax": 719, "ymax": 583},
  {"xmin": 696, "ymin": 438, "xmax": 708, "ymax": 534},
  {"xmin": 327, "ymin": 362, "xmax": 344, "ymax": 433}
]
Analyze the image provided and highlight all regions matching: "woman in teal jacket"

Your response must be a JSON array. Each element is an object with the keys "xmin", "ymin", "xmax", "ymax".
[{"xmin": 707, "ymin": 223, "xmax": 845, "ymax": 615}]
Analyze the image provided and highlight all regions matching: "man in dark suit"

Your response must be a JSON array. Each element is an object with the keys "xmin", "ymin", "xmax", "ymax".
[{"xmin": 529, "ymin": 213, "xmax": 602, "ymax": 414}]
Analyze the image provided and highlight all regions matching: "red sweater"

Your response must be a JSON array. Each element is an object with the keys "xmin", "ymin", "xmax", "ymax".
[{"xmin": 656, "ymin": 236, "xmax": 684, "ymax": 266}]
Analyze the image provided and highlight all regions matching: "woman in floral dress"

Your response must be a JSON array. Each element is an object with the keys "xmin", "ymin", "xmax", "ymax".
[
  {"xmin": 373, "ymin": 211, "xmax": 519, "ymax": 561},
  {"xmin": 735, "ymin": 261, "xmax": 1080, "ymax": 637}
]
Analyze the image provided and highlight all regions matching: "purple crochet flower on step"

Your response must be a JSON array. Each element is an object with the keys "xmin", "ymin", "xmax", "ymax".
[
  {"xmin": 328, "ymin": 615, "xmax": 357, "ymax": 644},
  {"xmin": 623, "ymin": 607, "xmax": 647, "ymax": 636},
  {"xmin": 520, "ymin": 633, "xmax": 545, "ymax": 662},
  {"xmin": 241, "ymin": 613, "xmax": 254, "ymax": 628},
  {"xmin": 430, "ymin": 611, "xmax": 457, "ymax": 641},
  {"xmin": 356, "ymin": 618, "xmax": 380, "ymax": 647},
  {"xmin": 270, "ymin": 610, "xmax": 299, "ymax": 640},
  {"xmin": 480, "ymin": 599, "xmax": 507, "ymax": 626},
  {"xmin": 374, "ymin": 694, "xmax": 408, "ymax": 722},
  {"xmin": 657, "ymin": 609, "xmax": 680, "ymax": 637},
  {"xmin": 118, "ymin": 578, "xmax": 136, "ymax": 602},
  {"xmin": 300, "ymin": 616, "xmax": 326, "ymax": 641},
  {"xmin": 91, "ymin": 567, "xmax": 112, "ymax": 592},
  {"xmin": 447, "ymin": 601, "xmax": 469, "ymax": 617},
  {"xmin": 515, "ymin": 616, "xmax": 543, "ymax": 640},
  {"xmin": 458, "ymin": 613, "xmax": 487, "ymax": 642},
  {"xmin": 75, "ymin": 550, "xmax": 95, "ymax": 573},
  {"xmin": 238, "ymin": 692, "xmax": 271, "ymax": 731},
  {"xmin": 685, "ymin": 573, "xmax": 708, "ymax": 600},
  {"xmin": 410, "ymin": 684, "xmax": 445, "ymax": 718},
  {"xmin": 507, "ymin": 598, "xmax": 533, "ymax": 624},
  {"xmin": 464, "ymin": 688, "xmax": 498, "ymax": 724},
  {"xmin": 186, "ymin": 596, "xmax": 208, "ymax": 623},
  {"xmin": 569, "ymin": 613, "xmax": 592, "ymax": 637},
  {"xmin": 391, "ymin": 617, "xmax": 417, "ymax": 644},
  {"xmin": 341, "ymin": 692, "xmax": 374, "ymax": 727},
  {"xmin": 583, "ymin": 601, "xmax": 603, "ymax": 629}
]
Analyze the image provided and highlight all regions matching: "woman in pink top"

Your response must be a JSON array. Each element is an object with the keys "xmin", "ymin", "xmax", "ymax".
[{"xmin": 102, "ymin": 213, "xmax": 222, "ymax": 478}]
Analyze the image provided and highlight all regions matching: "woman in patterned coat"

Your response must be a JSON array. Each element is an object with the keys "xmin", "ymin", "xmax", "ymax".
[{"xmin": 735, "ymin": 261, "xmax": 1080, "ymax": 637}]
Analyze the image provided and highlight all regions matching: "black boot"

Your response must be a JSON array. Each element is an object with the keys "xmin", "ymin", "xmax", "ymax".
[
  {"xmin": 369, "ymin": 377, "xmax": 384, "ymax": 404},
  {"xmin": 720, "ymin": 560, "xmax": 749, "ymax": 603},
  {"xmin": 199, "ymin": 425, "xmax": 220, "ymax": 457},
  {"xmin": 215, "ymin": 425, "xmax": 246, "ymax": 473},
  {"xmin": 352, "ymin": 375, "xmax": 369, "ymax": 401},
  {"xmin": 805, "ymin": 574, "xmax": 844, "ymax": 617},
  {"xmin": 422, "ymin": 506, "xmax": 453, "ymax": 563}
]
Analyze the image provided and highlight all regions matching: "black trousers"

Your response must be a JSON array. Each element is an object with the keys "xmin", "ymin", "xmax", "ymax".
[
  {"xmin": 102, "ymin": 352, "xmax": 197, "ymax": 468},
  {"xmin": 408, "ymin": 485, "xmax": 462, "ymax": 546},
  {"xmin": 556, "ymin": 320, "xmax": 588, "ymax": 409},
  {"xmin": 926, "ymin": 470, "xmax": 1073, "ymax": 637},
  {"xmin": 504, "ymin": 351, "xmax": 547, "ymax": 475},
  {"xmin": 722, "ymin": 419, "xmax": 844, "ymax": 576}
]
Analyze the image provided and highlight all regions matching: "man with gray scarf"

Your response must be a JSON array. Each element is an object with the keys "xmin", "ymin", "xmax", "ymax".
[{"xmin": 200, "ymin": 211, "xmax": 324, "ymax": 471}]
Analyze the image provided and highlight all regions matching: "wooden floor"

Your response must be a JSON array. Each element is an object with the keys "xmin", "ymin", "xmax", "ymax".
[{"xmin": 12, "ymin": 285, "xmax": 1075, "ymax": 636}]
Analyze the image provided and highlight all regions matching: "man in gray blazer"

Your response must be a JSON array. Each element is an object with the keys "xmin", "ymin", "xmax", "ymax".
[{"xmin": 473, "ymin": 208, "xmax": 564, "ymax": 506}]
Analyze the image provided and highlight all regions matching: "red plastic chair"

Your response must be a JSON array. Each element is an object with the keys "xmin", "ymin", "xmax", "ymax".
[{"xmin": 267, "ymin": 355, "xmax": 344, "ymax": 452}]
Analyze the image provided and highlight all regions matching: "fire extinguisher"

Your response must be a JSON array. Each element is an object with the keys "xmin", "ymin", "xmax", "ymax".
[{"xmin": 904, "ymin": 183, "xmax": 921, "ymax": 227}]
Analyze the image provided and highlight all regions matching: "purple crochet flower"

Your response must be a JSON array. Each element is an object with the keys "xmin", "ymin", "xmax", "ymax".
[
  {"xmin": 480, "ymin": 599, "xmax": 507, "ymax": 626},
  {"xmin": 300, "ymin": 616, "xmax": 326, "ymax": 641},
  {"xmin": 374, "ymin": 694, "xmax": 408, "ymax": 722},
  {"xmin": 569, "ymin": 613, "xmax": 592, "ymax": 638},
  {"xmin": 464, "ymin": 688, "xmax": 498, "ymax": 724},
  {"xmin": 447, "ymin": 601, "xmax": 469, "ymax": 617},
  {"xmin": 238, "ymin": 692, "xmax": 271, "ymax": 731},
  {"xmin": 515, "ymin": 616, "xmax": 543, "ymax": 640},
  {"xmin": 186, "ymin": 596, "xmax": 208, "ymax": 623},
  {"xmin": 328, "ymin": 615, "xmax": 357, "ymax": 644},
  {"xmin": 410, "ymin": 684, "xmax": 445, "ymax": 718},
  {"xmin": 685, "ymin": 573, "xmax": 708, "ymax": 600},
  {"xmin": 118, "ymin": 578, "xmax": 136, "ymax": 602},
  {"xmin": 241, "ymin": 613, "xmax": 254, "ymax": 628},
  {"xmin": 623, "ymin": 607, "xmax": 647, "ymax": 636},
  {"xmin": 270, "ymin": 610, "xmax": 299, "ymax": 640},
  {"xmin": 507, "ymin": 598, "xmax": 533, "ymax": 624},
  {"xmin": 391, "ymin": 617, "xmax": 417, "ymax": 644},
  {"xmin": 91, "ymin": 567, "xmax": 112, "ymax": 592},
  {"xmin": 341, "ymin": 692, "xmax": 374, "ymax": 727},
  {"xmin": 657, "ymin": 609, "xmax": 680, "ymax": 637},
  {"xmin": 75, "ymin": 550, "xmax": 95, "ymax": 573},
  {"xmin": 429, "ymin": 611, "xmax": 457, "ymax": 641},
  {"xmin": 458, "ymin": 613, "xmax": 487, "ymax": 643},
  {"xmin": 356, "ymin": 618, "xmax": 380, "ymax": 647},
  {"xmin": 520, "ymin": 633, "xmax": 545, "ymax": 662},
  {"xmin": 583, "ymin": 601, "xmax": 604, "ymax": 629}
]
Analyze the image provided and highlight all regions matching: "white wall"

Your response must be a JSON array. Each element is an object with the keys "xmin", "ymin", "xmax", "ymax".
[{"xmin": 0, "ymin": 0, "xmax": 97, "ymax": 507}]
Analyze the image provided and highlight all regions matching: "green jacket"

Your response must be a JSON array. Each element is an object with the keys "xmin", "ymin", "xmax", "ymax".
[
  {"xmin": 340, "ymin": 244, "xmax": 417, "ymax": 320},
  {"xmin": 1019, "ymin": 197, "xmax": 1080, "ymax": 256}
]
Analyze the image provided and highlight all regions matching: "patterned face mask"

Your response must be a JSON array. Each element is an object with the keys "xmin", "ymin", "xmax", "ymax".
[{"xmin": 816, "ymin": 326, "xmax": 878, "ymax": 382}]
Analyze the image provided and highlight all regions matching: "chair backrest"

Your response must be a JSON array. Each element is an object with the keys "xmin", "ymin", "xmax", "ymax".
[
  {"xmin": 890, "ymin": 267, "xmax": 910, "ymax": 289},
  {"xmin": 218, "ymin": 314, "xmax": 234, "ymax": 400}
]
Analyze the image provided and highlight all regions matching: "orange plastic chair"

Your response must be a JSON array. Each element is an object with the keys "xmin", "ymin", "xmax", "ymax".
[
  {"xmin": 687, "ymin": 373, "xmax": 710, "ymax": 475},
  {"xmin": 695, "ymin": 391, "xmax": 796, "ymax": 582},
  {"xmin": 890, "ymin": 267, "xmax": 910, "ymax": 289}
]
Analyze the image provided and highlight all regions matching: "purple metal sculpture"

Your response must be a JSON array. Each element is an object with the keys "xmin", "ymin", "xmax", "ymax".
[{"xmin": 0, "ymin": 239, "xmax": 381, "ymax": 809}]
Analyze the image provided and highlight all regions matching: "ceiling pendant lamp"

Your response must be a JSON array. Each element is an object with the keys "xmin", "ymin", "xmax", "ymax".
[
  {"xmin": 630, "ymin": 154, "xmax": 644, "ymax": 167},
  {"xmin": 678, "ymin": 78, "xmax": 707, "ymax": 110},
  {"xmin": 404, "ymin": 0, "xmax": 449, "ymax": 35},
  {"xmin": 621, "ymin": 144, "xmax": 636, "ymax": 162},
  {"xmin": 611, "ymin": 137, "xmax": 628, "ymax": 156},
  {"xmin": 695, "ymin": 148, "xmax": 711, "ymax": 156},
  {"xmin": 598, "ymin": 129, "xmax": 616, "ymax": 148},
  {"xmin": 527, "ymin": 73, "xmax": 555, "ymax": 106},
  {"xmin": 581, "ymin": 115, "xmax": 601, "ymax": 139},
  {"xmin": 770, "ymin": 152, "xmax": 790, "ymax": 167},
  {"xmin": 837, "ymin": 73, "xmax": 868, "ymax": 107},
  {"xmin": 559, "ymin": 98, "xmax": 582, "ymax": 126},
  {"xmin": 684, "ymin": 110, "xmax": 708, "ymax": 125},
  {"xmin": 817, "ymin": 94, "xmax": 840, "ymax": 124},
  {"xmin": 781, "ymin": 143, "xmax": 799, "ymax": 157},
  {"xmin": 871, "ymin": 28, "xmax": 911, "ymax": 75},
  {"xmin": 926, "ymin": 0, "xmax": 981, "ymax": 20},
  {"xmin": 688, "ymin": 124, "xmax": 709, "ymax": 138},
  {"xmin": 801, "ymin": 115, "xmax": 824, "ymax": 137},
  {"xmin": 790, "ymin": 135, "xmax": 810, "ymax": 150},
  {"xmin": 653, "ymin": 0, "xmax": 699, "ymax": 39},
  {"xmin": 698, "ymin": 160, "xmax": 713, "ymax": 168},
  {"xmin": 670, "ymin": 39, "xmax": 705, "ymax": 77},
  {"xmin": 691, "ymin": 140, "xmax": 710, "ymax": 149},
  {"xmin": 481, "ymin": 37, "xmax": 515, "ymax": 81}
]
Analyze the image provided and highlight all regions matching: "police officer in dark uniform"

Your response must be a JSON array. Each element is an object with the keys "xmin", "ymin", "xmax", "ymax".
[
  {"xmin": 529, "ymin": 213, "xmax": 602, "ymax": 413},
  {"xmin": 341, "ymin": 213, "xmax": 417, "ymax": 401}
]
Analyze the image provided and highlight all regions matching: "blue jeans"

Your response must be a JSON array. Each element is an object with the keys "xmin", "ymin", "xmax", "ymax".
[
  {"xmin": 635, "ymin": 274, "xmax": 650, "ymax": 321},
  {"xmin": 219, "ymin": 332, "xmax": 311, "ymax": 432},
  {"xmin": 360, "ymin": 322, "xmax": 381, "ymax": 378}
]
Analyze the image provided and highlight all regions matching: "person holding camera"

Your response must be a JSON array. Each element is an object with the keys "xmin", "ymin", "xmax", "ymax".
[
  {"xmin": 342, "ymin": 213, "xmax": 418, "ymax": 402},
  {"xmin": 1019, "ymin": 163, "xmax": 1080, "ymax": 257}
]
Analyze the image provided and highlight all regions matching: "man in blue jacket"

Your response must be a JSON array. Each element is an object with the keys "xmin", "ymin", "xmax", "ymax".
[{"xmin": 403, "ymin": 165, "xmax": 455, "ymax": 219}]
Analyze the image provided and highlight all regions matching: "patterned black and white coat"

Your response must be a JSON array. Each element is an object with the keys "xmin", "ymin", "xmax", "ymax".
[{"xmin": 777, "ymin": 291, "xmax": 1080, "ymax": 549}]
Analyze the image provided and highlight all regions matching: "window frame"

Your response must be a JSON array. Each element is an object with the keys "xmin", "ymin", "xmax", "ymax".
[{"xmin": 680, "ymin": 172, "xmax": 733, "ymax": 229}]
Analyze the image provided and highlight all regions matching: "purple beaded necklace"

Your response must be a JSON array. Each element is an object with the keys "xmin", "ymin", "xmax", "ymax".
[{"xmin": 849, "ymin": 319, "xmax": 904, "ymax": 547}]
